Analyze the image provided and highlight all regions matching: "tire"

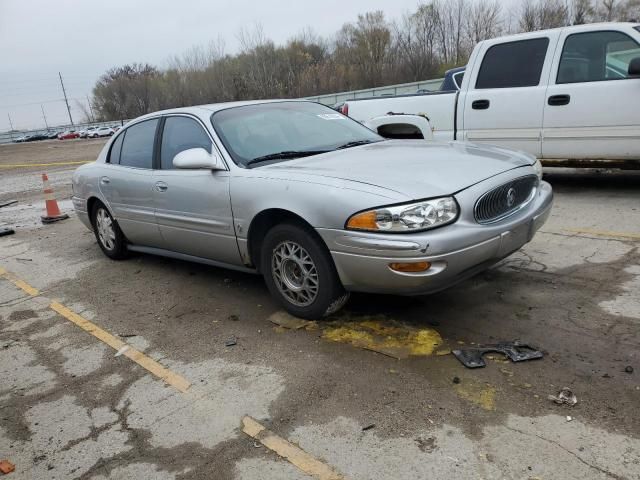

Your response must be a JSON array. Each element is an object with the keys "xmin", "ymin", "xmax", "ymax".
[
  {"xmin": 91, "ymin": 202, "xmax": 128, "ymax": 260},
  {"xmin": 261, "ymin": 222, "xmax": 349, "ymax": 319}
]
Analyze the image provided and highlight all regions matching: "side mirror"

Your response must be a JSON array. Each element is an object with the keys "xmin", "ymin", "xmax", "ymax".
[
  {"xmin": 629, "ymin": 57, "xmax": 640, "ymax": 77},
  {"xmin": 173, "ymin": 147, "xmax": 222, "ymax": 170}
]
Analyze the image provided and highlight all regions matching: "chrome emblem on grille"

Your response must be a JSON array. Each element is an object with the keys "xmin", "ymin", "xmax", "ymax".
[{"xmin": 506, "ymin": 187, "xmax": 516, "ymax": 208}]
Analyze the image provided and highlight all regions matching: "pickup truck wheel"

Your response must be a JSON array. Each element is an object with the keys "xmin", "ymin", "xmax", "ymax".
[
  {"xmin": 261, "ymin": 223, "xmax": 349, "ymax": 320},
  {"xmin": 91, "ymin": 202, "xmax": 128, "ymax": 260}
]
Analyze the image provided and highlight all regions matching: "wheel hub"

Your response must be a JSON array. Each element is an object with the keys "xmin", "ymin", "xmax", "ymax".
[{"xmin": 272, "ymin": 241, "xmax": 319, "ymax": 307}]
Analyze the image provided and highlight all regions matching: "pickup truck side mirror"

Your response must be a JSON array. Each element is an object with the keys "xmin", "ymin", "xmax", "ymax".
[{"xmin": 628, "ymin": 57, "xmax": 640, "ymax": 77}]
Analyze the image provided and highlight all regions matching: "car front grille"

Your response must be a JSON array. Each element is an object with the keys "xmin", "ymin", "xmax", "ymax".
[{"xmin": 474, "ymin": 175, "xmax": 538, "ymax": 224}]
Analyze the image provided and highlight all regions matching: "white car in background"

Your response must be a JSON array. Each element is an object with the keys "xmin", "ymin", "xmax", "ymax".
[{"xmin": 88, "ymin": 127, "xmax": 114, "ymax": 138}]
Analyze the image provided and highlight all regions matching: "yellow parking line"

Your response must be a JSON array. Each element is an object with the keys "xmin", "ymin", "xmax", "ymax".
[
  {"xmin": 0, "ymin": 267, "xmax": 190, "ymax": 393},
  {"xmin": 0, "ymin": 267, "xmax": 40, "ymax": 296},
  {"xmin": 565, "ymin": 228, "xmax": 640, "ymax": 241},
  {"xmin": 242, "ymin": 416, "xmax": 345, "ymax": 480},
  {"xmin": 0, "ymin": 161, "xmax": 90, "ymax": 168}
]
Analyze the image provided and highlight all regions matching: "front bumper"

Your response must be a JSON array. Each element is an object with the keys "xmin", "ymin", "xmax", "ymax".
[{"xmin": 318, "ymin": 180, "xmax": 553, "ymax": 295}]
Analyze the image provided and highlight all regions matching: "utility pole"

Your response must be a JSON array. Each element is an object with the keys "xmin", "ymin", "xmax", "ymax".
[
  {"xmin": 59, "ymin": 72, "xmax": 74, "ymax": 126},
  {"xmin": 7, "ymin": 113, "xmax": 15, "ymax": 141},
  {"xmin": 86, "ymin": 95, "xmax": 96, "ymax": 123},
  {"xmin": 41, "ymin": 105, "xmax": 49, "ymax": 129}
]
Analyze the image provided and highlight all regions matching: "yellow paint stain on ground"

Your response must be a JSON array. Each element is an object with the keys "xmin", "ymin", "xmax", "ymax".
[
  {"xmin": 322, "ymin": 317, "xmax": 442, "ymax": 359},
  {"xmin": 455, "ymin": 382, "xmax": 496, "ymax": 411}
]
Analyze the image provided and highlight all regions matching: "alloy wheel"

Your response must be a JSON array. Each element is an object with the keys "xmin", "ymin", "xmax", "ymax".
[{"xmin": 271, "ymin": 240, "xmax": 319, "ymax": 307}]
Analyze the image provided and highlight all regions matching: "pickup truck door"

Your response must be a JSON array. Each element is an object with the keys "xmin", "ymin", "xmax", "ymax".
[
  {"xmin": 460, "ymin": 32, "xmax": 560, "ymax": 157},
  {"xmin": 542, "ymin": 26, "xmax": 640, "ymax": 160}
]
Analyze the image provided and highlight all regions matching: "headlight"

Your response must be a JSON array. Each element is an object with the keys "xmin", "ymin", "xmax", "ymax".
[
  {"xmin": 533, "ymin": 158, "xmax": 543, "ymax": 180},
  {"xmin": 346, "ymin": 197, "xmax": 458, "ymax": 233}
]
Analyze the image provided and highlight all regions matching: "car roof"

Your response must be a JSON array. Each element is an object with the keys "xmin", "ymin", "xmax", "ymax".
[{"xmin": 132, "ymin": 99, "xmax": 314, "ymax": 123}]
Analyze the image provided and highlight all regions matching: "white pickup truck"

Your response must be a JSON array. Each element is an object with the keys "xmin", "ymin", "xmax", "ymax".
[{"xmin": 342, "ymin": 22, "xmax": 640, "ymax": 167}]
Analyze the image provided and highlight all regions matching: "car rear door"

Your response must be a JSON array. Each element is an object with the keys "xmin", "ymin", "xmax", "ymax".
[
  {"xmin": 152, "ymin": 115, "xmax": 240, "ymax": 265},
  {"xmin": 542, "ymin": 26, "xmax": 640, "ymax": 160},
  {"xmin": 98, "ymin": 118, "xmax": 164, "ymax": 248},
  {"xmin": 460, "ymin": 32, "xmax": 560, "ymax": 156}
]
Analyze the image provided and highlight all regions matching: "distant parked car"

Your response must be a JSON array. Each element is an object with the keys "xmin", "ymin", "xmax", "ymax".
[
  {"xmin": 80, "ymin": 127, "xmax": 98, "ymax": 138},
  {"xmin": 58, "ymin": 131, "xmax": 80, "ymax": 140},
  {"xmin": 47, "ymin": 131, "xmax": 59, "ymax": 139},
  {"xmin": 28, "ymin": 132, "xmax": 49, "ymax": 142},
  {"xmin": 14, "ymin": 134, "xmax": 31, "ymax": 143},
  {"xmin": 88, "ymin": 127, "xmax": 114, "ymax": 138}
]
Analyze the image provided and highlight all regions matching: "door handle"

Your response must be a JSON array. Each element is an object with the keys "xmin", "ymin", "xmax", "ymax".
[
  {"xmin": 155, "ymin": 181, "xmax": 168, "ymax": 192},
  {"xmin": 472, "ymin": 99, "xmax": 490, "ymax": 110},
  {"xmin": 548, "ymin": 94, "xmax": 570, "ymax": 106},
  {"xmin": 100, "ymin": 176, "xmax": 110, "ymax": 185}
]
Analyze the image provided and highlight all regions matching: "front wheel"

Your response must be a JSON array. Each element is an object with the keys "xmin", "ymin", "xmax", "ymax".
[{"xmin": 261, "ymin": 223, "xmax": 349, "ymax": 319}]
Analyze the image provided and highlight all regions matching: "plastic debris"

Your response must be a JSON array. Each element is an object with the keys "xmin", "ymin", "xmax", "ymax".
[
  {"xmin": 362, "ymin": 423, "xmax": 376, "ymax": 431},
  {"xmin": 566, "ymin": 416, "xmax": 573, "ymax": 422},
  {"xmin": 548, "ymin": 387, "xmax": 578, "ymax": 406},
  {"xmin": 114, "ymin": 346, "xmax": 130, "ymax": 357},
  {"xmin": 0, "ymin": 460, "xmax": 15, "ymax": 474},
  {"xmin": 0, "ymin": 227, "xmax": 15, "ymax": 238},
  {"xmin": 225, "ymin": 336, "xmax": 237, "ymax": 347},
  {"xmin": 452, "ymin": 341, "xmax": 543, "ymax": 368}
]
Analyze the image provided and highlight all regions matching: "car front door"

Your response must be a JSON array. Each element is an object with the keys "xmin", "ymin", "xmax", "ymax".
[
  {"xmin": 542, "ymin": 27, "xmax": 640, "ymax": 160},
  {"xmin": 98, "ymin": 118, "xmax": 164, "ymax": 248},
  {"xmin": 152, "ymin": 115, "xmax": 240, "ymax": 265},
  {"xmin": 461, "ymin": 33, "xmax": 559, "ymax": 157}
]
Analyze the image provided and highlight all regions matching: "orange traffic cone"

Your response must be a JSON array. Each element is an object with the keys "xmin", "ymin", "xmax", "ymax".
[{"xmin": 41, "ymin": 173, "xmax": 69, "ymax": 224}]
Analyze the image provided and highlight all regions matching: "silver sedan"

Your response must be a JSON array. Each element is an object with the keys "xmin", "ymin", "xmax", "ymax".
[{"xmin": 72, "ymin": 100, "xmax": 553, "ymax": 319}]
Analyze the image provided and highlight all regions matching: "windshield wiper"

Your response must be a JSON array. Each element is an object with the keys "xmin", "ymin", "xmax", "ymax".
[
  {"xmin": 245, "ymin": 150, "xmax": 329, "ymax": 167},
  {"xmin": 335, "ymin": 140, "xmax": 377, "ymax": 150}
]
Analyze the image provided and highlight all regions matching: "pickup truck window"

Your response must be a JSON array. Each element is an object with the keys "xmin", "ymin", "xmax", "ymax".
[
  {"xmin": 476, "ymin": 38, "xmax": 549, "ymax": 89},
  {"xmin": 558, "ymin": 31, "xmax": 640, "ymax": 83}
]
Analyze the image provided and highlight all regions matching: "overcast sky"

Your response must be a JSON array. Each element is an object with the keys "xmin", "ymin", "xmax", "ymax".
[{"xmin": 0, "ymin": 0, "xmax": 434, "ymax": 131}]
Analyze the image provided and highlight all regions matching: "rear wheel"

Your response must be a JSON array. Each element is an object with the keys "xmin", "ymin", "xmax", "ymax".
[
  {"xmin": 91, "ymin": 202, "xmax": 128, "ymax": 260},
  {"xmin": 261, "ymin": 223, "xmax": 349, "ymax": 319}
]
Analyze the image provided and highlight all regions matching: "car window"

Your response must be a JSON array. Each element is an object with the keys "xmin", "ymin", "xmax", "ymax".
[
  {"xmin": 557, "ymin": 31, "xmax": 640, "ymax": 84},
  {"xmin": 119, "ymin": 119, "xmax": 158, "ymax": 169},
  {"xmin": 476, "ymin": 38, "xmax": 550, "ymax": 89},
  {"xmin": 454, "ymin": 71, "xmax": 464, "ymax": 89},
  {"xmin": 108, "ymin": 132, "xmax": 125, "ymax": 164},
  {"xmin": 160, "ymin": 116, "xmax": 212, "ymax": 169},
  {"xmin": 211, "ymin": 102, "xmax": 382, "ymax": 167}
]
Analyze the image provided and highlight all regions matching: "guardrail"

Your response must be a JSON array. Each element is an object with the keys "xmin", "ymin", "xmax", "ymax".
[{"xmin": 304, "ymin": 78, "xmax": 444, "ymax": 106}]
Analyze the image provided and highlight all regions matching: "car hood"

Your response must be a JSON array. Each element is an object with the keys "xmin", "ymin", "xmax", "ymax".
[{"xmin": 261, "ymin": 140, "xmax": 534, "ymax": 200}]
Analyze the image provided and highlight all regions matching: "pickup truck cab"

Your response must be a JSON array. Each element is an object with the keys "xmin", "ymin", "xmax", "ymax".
[{"xmin": 342, "ymin": 23, "xmax": 640, "ymax": 166}]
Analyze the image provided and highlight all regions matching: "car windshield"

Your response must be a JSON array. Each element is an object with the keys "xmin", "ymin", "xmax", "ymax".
[{"xmin": 211, "ymin": 101, "xmax": 382, "ymax": 167}]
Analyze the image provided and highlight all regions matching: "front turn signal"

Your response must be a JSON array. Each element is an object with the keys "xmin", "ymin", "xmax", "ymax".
[{"xmin": 346, "ymin": 210, "xmax": 378, "ymax": 230}]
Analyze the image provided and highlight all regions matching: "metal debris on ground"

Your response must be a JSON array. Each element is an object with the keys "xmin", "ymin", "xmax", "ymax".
[
  {"xmin": 0, "ymin": 200, "xmax": 18, "ymax": 208},
  {"xmin": 452, "ymin": 341, "xmax": 543, "ymax": 368},
  {"xmin": 225, "ymin": 336, "xmax": 237, "ymax": 347},
  {"xmin": 0, "ymin": 460, "xmax": 15, "ymax": 474},
  {"xmin": 0, "ymin": 227, "xmax": 15, "ymax": 237},
  {"xmin": 548, "ymin": 387, "xmax": 578, "ymax": 406}
]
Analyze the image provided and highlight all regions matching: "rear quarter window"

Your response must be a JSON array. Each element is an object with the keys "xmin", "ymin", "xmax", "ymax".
[
  {"xmin": 108, "ymin": 132, "xmax": 124, "ymax": 164},
  {"xmin": 119, "ymin": 119, "xmax": 159, "ymax": 169}
]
